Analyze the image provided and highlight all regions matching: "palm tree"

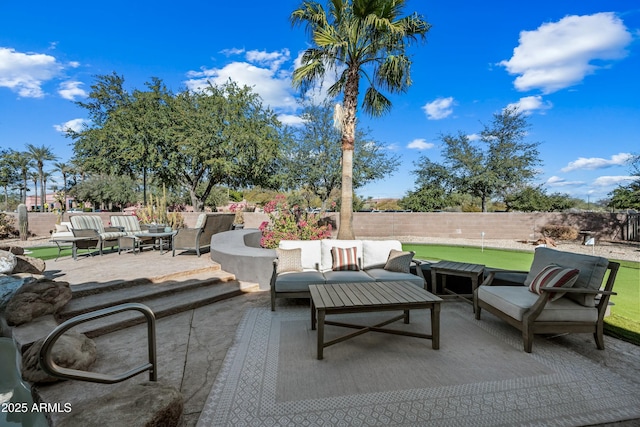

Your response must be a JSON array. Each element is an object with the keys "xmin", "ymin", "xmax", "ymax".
[
  {"xmin": 9, "ymin": 151, "xmax": 34, "ymax": 204},
  {"xmin": 291, "ymin": 0, "xmax": 430, "ymax": 238},
  {"xmin": 26, "ymin": 144, "xmax": 58, "ymax": 212},
  {"xmin": 30, "ymin": 171, "xmax": 39, "ymax": 211}
]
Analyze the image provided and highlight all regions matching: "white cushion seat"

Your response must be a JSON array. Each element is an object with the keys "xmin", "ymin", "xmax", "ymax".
[{"xmin": 365, "ymin": 268, "xmax": 425, "ymax": 287}]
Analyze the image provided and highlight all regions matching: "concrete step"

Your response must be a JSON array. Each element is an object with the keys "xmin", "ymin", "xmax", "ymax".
[{"xmin": 57, "ymin": 270, "xmax": 236, "ymax": 321}]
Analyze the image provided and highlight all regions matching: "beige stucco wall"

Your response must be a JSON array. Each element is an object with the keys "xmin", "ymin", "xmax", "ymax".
[{"xmin": 7, "ymin": 211, "xmax": 630, "ymax": 242}]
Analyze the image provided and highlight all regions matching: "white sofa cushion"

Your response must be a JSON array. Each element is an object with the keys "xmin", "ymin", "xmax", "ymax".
[
  {"xmin": 321, "ymin": 240, "xmax": 364, "ymax": 272},
  {"xmin": 478, "ymin": 285, "xmax": 598, "ymax": 322},
  {"xmin": 361, "ymin": 240, "xmax": 402, "ymax": 269},
  {"xmin": 279, "ymin": 240, "xmax": 321, "ymax": 271},
  {"xmin": 276, "ymin": 248, "xmax": 303, "ymax": 274}
]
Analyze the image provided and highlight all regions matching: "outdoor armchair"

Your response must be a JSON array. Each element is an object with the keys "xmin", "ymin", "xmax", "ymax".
[
  {"xmin": 110, "ymin": 215, "xmax": 149, "ymax": 235},
  {"xmin": 474, "ymin": 247, "xmax": 619, "ymax": 353},
  {"xmin": 172, "ymin": 213, "xmax": 235, "ymax": 257}
]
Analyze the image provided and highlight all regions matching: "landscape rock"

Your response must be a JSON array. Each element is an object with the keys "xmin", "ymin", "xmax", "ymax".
[
  {"xmin": 0, "ymin": 275, "xmax": 36, "ymax": 311},
  {"xmin": 0, "ymin": 246, "xmax": 25, "ymax": 255},
  {"xmin": 0, "ymin": 250, "xmax": 17, "ymax": 274},
  {"xmin": 4, "ymin": 279, "xmax": 72, "ymax": 326},
  {"xmin": 55, "ymin": 381, "xmax": 183, "ymax": 427},
  {"xmin": 21, "ymin": 330, "xmax": 97, "ymax": 383},
  {"xmin": 13, "ymin": 255, "xmax": 46, "ymax": 274}
]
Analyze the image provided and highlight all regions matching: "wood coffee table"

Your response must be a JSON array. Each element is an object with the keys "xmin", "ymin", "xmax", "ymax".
[{"xmin": 309, "ymin": 281, "xmax": 442, "ymax": 360}]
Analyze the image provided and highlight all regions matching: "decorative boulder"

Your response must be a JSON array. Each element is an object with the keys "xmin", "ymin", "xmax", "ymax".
[
  {"xmin": 13, "ymin": 255, "xmax": 46, "ymax": 274},
  {"xmin": 0, "ymin": 246, "xmax": 25, "ymax": 255},
  {"xmin": 0, "ymin": 275, "xmax": 36, "ymax": 311},
  {"xmin": 21, "ymin": 330, "xmax": 97, "ymax": 383},
  {"xmin": 0, "ymin": 250, "xmax": 17, "ymax": 274},
  {"xmin": 55, "ymin": 382, "xmax": 183, "ymax": 427},
  {"xmin": 4, "ymin": 279, "xmax": 72, "ymax": 326}
]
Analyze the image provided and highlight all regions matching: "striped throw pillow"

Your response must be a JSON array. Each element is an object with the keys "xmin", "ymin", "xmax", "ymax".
[
  {"xmin": 331, "ymin": 247, "xmax": 359, "ymax": 271},
  {"xmin": 528, "ymin": 264, "xmax": 580, "ymax": 301}
]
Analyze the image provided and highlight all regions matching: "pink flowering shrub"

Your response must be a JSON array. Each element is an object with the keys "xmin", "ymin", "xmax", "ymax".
[{"xmin": 259, "ymin": 194, "xmax": 332, "ymax": 248}]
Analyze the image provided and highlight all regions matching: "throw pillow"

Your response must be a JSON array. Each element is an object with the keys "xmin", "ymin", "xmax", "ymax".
[
  {"xmin": 276, "ymin": 248, "xmax": 303, "ymax": 274},
  {"xmin": 384, "ymin": 249, "xmax": 414, "ymax": 273},
  {"xmin": 528, "ymin": 264, "xmax": 580, "ymax": 301},
  {"xmin": 331, "ymin": 247, "xmax": 359, "ymax": 271},
  {"xmin": 54, "ymin": 224, "xmax": 69, "ymax": 233}
]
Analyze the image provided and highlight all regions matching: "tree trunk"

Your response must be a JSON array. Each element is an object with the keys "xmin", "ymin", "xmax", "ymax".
[{"xmin": 338, "ymin": 148, "xmax": 355, "ymax": 239}]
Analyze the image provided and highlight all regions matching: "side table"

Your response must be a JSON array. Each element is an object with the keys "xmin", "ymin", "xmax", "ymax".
[{"xmin": 430, "ymin": 261, "xmax": 484, "ymax": 305}]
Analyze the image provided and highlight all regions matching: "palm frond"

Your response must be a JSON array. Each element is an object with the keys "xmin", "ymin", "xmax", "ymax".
[{"xmin": 362, "ymin": 87, "xmax": 391, "ymax": 117}]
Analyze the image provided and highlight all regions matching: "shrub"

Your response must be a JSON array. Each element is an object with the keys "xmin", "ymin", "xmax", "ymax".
[
  {"xmin": 0, "ymin": 213, "xmax": 19, "ymax": 239},
  {"xmin": 539, "ymin": 224, "xmax": 579, "ymax": 240},
  {"xmin": 259, "ymin": 194, "xmax": 332, "ymax": 248}
]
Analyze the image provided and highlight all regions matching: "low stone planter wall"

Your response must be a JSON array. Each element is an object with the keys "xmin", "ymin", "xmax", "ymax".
[{"xmin": 210, "ymin": 229, "xmax": 276, "ymax": 291}]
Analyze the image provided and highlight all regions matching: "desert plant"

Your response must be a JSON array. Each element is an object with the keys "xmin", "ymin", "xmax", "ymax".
[
  {"xmin": 539, "ymin": 224, "xmax": 579, "ymax": 241},
  {"xmin": 0, "ymin": 212, "xmax": 19, "ymax": 239},
  {"xmin": 17, "ymin": 203, "xmax": 28, "ymax": 241},
  {"xmin": 135, "ymin": 189, "xmax": 185, "ymax": 230},
  {"xmin": 259, "ymin": 194, "xmax": 332, "ymax": 248}
]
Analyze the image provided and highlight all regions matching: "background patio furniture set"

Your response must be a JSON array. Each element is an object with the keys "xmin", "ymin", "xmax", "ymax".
[{"xmin": 50, "ymin": 213, "xmax": 235, "ymax": 259}]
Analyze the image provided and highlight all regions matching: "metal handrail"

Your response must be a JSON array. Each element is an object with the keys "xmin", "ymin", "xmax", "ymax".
[{"xmin": 39, "ymin": 303, "xmax": 157, "ymax": 384}]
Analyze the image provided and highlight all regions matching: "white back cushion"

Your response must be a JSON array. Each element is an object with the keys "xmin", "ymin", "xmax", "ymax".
[
  {"xmin": 279, "ymin": 240, "xmax": 322, "ymax": 271},
  {"xmin": 361, "ymin": 240, "xmax": 402, "ymax": 269}
]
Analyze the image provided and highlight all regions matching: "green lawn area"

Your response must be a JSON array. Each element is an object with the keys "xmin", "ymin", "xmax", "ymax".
[
  {"xmin": 24, "ymin": 246, "xmax": 76, "ymax": 261},
  {"xmin": 404, "ymin": 243, "xmax": 640, "ymax": 343}
]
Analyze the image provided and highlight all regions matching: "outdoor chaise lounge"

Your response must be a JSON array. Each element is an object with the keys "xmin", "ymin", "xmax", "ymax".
[
  {"xmin": 474, "ymin": 247, "xmax": 619, "ymax": 353},
  {"xmin": 172, "ymin": 213, "xmax": 235, "ymax": 257},
  {"xmin": 70, "ymin": 215, "xmax": 128, "ymax": 255}
]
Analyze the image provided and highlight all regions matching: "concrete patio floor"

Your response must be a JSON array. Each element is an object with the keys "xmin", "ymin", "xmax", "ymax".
[{"xmin": 12, "ymin": 246, "xmax": 640, "ymax": 426}]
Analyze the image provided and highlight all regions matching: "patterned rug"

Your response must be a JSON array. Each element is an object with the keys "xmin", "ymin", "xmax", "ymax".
[{"xmin": 198, "ymin": 304, "xmax": 640, "ymax": 426}]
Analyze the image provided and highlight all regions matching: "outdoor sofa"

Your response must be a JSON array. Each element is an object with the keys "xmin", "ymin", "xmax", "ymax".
[
  {"xmin": 270, "ymin": 239, "xmax": 425, "ymax": 310},
  {"xmin": 474, "ymin": 247, "xmax": 619, "ymax": 353}
]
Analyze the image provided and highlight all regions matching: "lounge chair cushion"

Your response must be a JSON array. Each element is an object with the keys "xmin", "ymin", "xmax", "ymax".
[
  {"xmin": 523, "ymin": 248, "xmax": 609, "ymax": 307},
  {"xmin": 55, "ymin": 224, "xmax": 69, "ymax": 232},
  {"xmin": 478, "ymin": 285, "xmax": 598, "ymax": 322},
  {"xmin": 528, "ymin": 264, "xmax": 580, "ymax": 301},
  {"xmin": 331, "ymin": 246, "xmax": 359, "ymax": 271},
  {"xmin": 275, "ymin": 271, "xmax": 326, "ymax": 292},
  {"xmin": 194, "ymin": 213, "xmax": 207, "ymax": 229},
  {"xmin": 384, "ymin": 249, "xmax": 413, "ymax": 273},
  {"xmin": 276, "ymin": 248, "xmax": 303, "ymax": 274}
]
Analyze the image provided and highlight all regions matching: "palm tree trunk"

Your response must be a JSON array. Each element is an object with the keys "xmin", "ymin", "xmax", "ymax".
[
  {"xmin": 338, "ymin": 148, "xmax": 355, "ymax": 239},
  {"xmin": 40, "ymin": 170, "xmax": 45, "ymax": 212}
]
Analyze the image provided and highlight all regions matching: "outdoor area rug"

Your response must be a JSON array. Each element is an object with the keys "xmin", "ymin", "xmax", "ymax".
[{"xmin": 198, "ymin": 303, "xmax": 640, "ymax": 426}]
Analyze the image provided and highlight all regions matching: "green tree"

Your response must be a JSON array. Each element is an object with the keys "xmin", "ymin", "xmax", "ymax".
[
  {"xmin": 400, "ymin": 159, "xmax": 454, "ymax": 211},
  {"xmin": 291, "ymin": 0, "xmax": 430, "ymax": 238},
  {"xmin": 70, "ymin": 174, "xmax": 139, "ymax": 211},
  {"xmin": 283, "ymin": 99, "xmax": 399, "ymax": 209},
  {"xmin": 504, "ymin": 186, "xmax": 575, "ymax": 212},
  {"xmin": 26, "ymin": 144, "xmax": 57, "ymax": 212},
  {"xmin": 417, "ymin": 107, "xmax": 541, "ymax": 212},
  {"xmin": 0, "ymin": 150, "xmax": 20, "ymax": 211},
  {"xmin": 607, "ymin": 154, "xmax": 640, "ymax": 210},
  {"xmin": 9, "ymin": 151, "xmax": 33, "ymax": 204}
]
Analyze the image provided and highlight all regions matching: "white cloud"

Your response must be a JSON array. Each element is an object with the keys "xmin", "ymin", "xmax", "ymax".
[
  {"xmin": 0, "ymin": 47, "xmax": 63, "ymax": 98},
  {"xmin": 58, "ymin": 80, "xmax": 87, "ymax": 100},
  {"xmin": 185, "ymin": 48, "xmax": 298, "ymax": 112},
  {"xmin": 277, "ymin": 114, "xmax": 306, "ymax": 126},
  {"xmin": 546, "ymin": 176, "xmax": 585, "ymax": 187},
  {"xmin": 592, "ymin": 175, "xmax": 636, "ymax": 187},
  {"xmin": 467, "ymin": 133, "xmax": 481, "ymax": 141},
  {"xmin": 53, "ymin": 118, "xmax": 87, "ymax": 133},
  {"xmin": 407, "ymin": 138, "xmax": 435, "ymax": 150},
  {"xmin": 506, "ymin": 95, "xmax": 552, "ymax": 114},
  {"xmin": 422, "ymin": 97, "xmax": 455, "ymax": 120},
  {"xmin": 220, "ymin": 48, "xmax": 245, "ymax": 56},
  {"xmin": 499, "ymin": 12, "xmax": 632, "ymax": 93},
  {"xmin": 561, "ymin": 153, "xmax": 634, "ymax": 172}
]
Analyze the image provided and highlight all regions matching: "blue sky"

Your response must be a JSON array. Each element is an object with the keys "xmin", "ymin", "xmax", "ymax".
[{"xmin": 1, "ymin": 0, "xmax": 638, "ymax": 203}]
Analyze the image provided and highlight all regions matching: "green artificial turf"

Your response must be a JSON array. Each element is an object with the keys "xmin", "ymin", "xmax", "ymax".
[
  {"xmin": 404, "ymin": 243, "xmax": 640, "ymax": 344},
  {"xmin": 23, "ymin": 246, "xmax": 97, "ymax": 261}
]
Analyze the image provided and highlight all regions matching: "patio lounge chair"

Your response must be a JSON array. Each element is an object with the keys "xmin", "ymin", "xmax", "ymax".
[
  {"xmin": 172, "ymin": 213, "xmax": 235, "ymax": 257},
  {"xmin": 70, "ymin": 215, "xmax": 128, "ymax": 255},
  {"xmin": 109, "ymin": 215, "xmax": 149, "ymax": 236},
  {"xmin": 474, "ymin": 247, "xmax": 619, "ymax": 353}
]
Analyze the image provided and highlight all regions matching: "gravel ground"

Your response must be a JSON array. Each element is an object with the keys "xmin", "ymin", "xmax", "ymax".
[{"xmin": 2, "ymin": 235, "xmax": 639, "ymax": 262}]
